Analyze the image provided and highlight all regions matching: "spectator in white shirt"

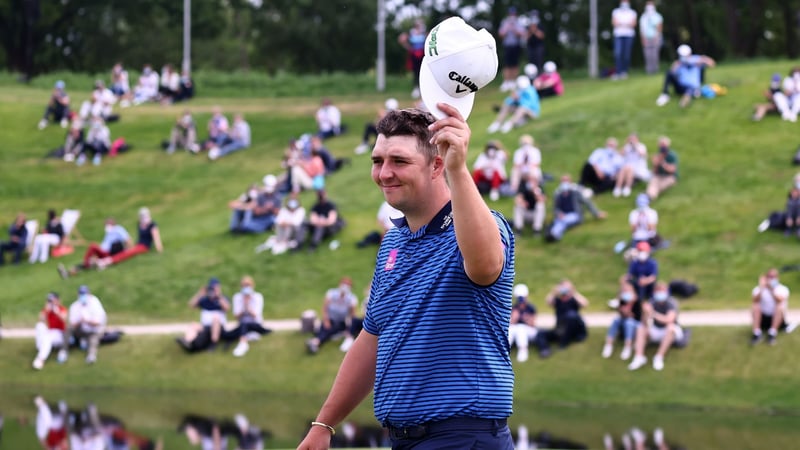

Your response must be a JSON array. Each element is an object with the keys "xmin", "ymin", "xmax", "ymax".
[
  {"xmin": 611, "ymin": 0, "xmax": 638, "ymax": 80},
  {"xmin": 230, "ymin": 276, "xmax": 271, "ymax": 357},
  {"xmin": 209, "ymin": 113, "xmax": 251, "ymax": 161},
  {"xmin": 629, "ymin": 193, "xmax": 659, "ymax": 248},
  {"xmin": 510, "ymin": 134, "xmax": 542, "ymax": 193},
  {"xmin": 579, "ymin": 137, "xmax": 624, "ymax": 195},
  {"xmin": 68, "ymin": 285, "xmax": 107, "ymax": 364},
  {"xmin": 260, "ymin": 194, "xmax": 307, "ymax": 255},
  {"xmin": 315, "ymin": 98, "xmax": 344, "ymax": 139}
]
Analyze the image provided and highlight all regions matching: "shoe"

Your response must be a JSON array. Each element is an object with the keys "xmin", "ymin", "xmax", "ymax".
[
  {"xmin": 96, "ymin": 258, "xmax": 110, "ymax": 271},
  {"xmin": 620, "ymin": 346, "xmax": 632, "ymax": 361},
  {"xmin": 175, "ymin": 337, "xmax": 192, "ymax": 352},
  {"xmin": 500, "ymin": 121, "xmax": 514, "ymax": 133},
  {"xmin": 627, "ymin": 355, "xmax": 647, "ymax": 371},
  {"xmin": 612, "ymin": 187, "xmax": 621, "ymax": 198},
  {"xmin": 271, "ymin": 242, "xmax": 288, "ymax": 255},
  {"xmin": 610, "ymin": 73, "xmax": 620, "ymax": 81},
  {"xmin": 767, "ymin": 334, "xmax": 777, "ymax": 346},
  {"xmin": 32, "ymin": 358, "xmax": 44, "ymax": 370},
  {"xmin": 208, "ymin": 147, "xmax": 220, "ymax": 160},
  {"xmin": 750, "ymin": 332, "xmax": 762, "ymax": 345},
  {"xmin": 655, "ymin": 93, "xmax": 670, "ymax": 107},
  {"xmin": 76, "ymin": 154, "xmax": 86, "ymax": 166},
  {"xmin": 517, "ymin": 347, "xmax": 529, "ymax": 362},
  {"xmin": 786, "ymin": 322, "xmax": 798, "ymax": 333},
  {"xmin": 679, "ymin": 94, "xmax": 691, "ymax": 108},
  {"xmin": 607, "ymin": 298, "xmax": 620, "ymax": 309},
  {"xmin": 85, "ymin": 354, "xmax": 96, "ymax": 365},
  {"xmin": 613, "ymin": 240, "xmax": 628, "ymax": 254},
  {"xmin": 757, "ymin": 219, "xmax": 770, "ymax": 233},
  {"xmin": 354, "ymin": 143, "xmax": 369, "ymax": 155},
  {"xmin": 653, "ymin": 428, "xmax": 665, "ymax": 446},
  {"xmin": 92, "ymin": 154, "xmax": 102, "ymax": 166},
  {"xmin": 603, "ymin": 433, "xmax": 614, "ymax": 450},
  {"xmin": 305, "ymin": 339, "xmax": 319, "ymax": 354},
  {"xmin": 487, "ymin": 121, "xmax": 501, "ymax": 133},
  {"xmin": 166, "ymin": 145, "xmax": 176, "ymax": 154},
  {"xmin": 622, "ymin": 186, "xmax": 631, "ymax": 197},
  {"xmin": 57, "ymin": 263, "xmax": 69, "ymax": 279},
  {"xmin": 630, "ymin": 427, "xmax": 645, "ymax": 445},
  {"xmin": 120, "ymin": 99, "xmax": 131, "ymax": 108},
  {"xmin": 188, "ymin": 143, "xmax": 200, "ymax": 154},
  {"xmin": 339, "ymin": 336, "xmax": 354, "ymax": 352},
  {"xmin": 411, "ymin": 87, "xmax": 420, "ymax": 99},
  {"xmin": 581, "ymin": 187, "xmax": 594, "ymax": 199},
  {"xmin": 652, "ymin": 355, "xmax": 664, "ymax": 371},
  {"xmin": 64, "ymin": 153, "xmax": 75, "ymax": 162},
  {"xmin": 232, "ymin": 341, "xmax": 249, "ymax": 357},
  {"xmin": 38, "ymin": 119, "xmax": 47, "ymax": 130},
  {"xmin": 57, "ymin": 349, "xmax": 68, "ymax": 364},
  {"xmin": 601, "ymin": 343, "xmax": 613, "ymax": 359},
  {"xmin": 60, "ymin": 118, "xmax": 69, "ymax": 128},
  {"xmin": 489, "ymin": 189, "xmax": 499, "ymax": 202}
]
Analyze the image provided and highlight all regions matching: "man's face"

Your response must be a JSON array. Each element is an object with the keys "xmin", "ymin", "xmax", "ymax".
[{"xmin": 371, "ymin": 135, "xmax": 437, "ymax": 213}]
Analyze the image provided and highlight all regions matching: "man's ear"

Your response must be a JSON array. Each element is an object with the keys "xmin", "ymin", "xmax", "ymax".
[{"xmin": 432, "ymin": 154, "xmax": 445, "ymax": 178}]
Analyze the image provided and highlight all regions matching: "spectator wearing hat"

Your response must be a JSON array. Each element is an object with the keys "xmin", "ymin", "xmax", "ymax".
[
  {"xmin": 628, "ymin": 281, "xmax": 683, "ymax": 371},
  {"xmin": 611, "ymin": 0, "xmax": 637, "ymax": 80},
  {"xmin": 655, "ymin": 45, "xmax": 716, "ymax": 107},
  {"xmin": 305, "ymin": 277, "xmax": 358, "ymax": 354},
  {"xmin": 601, "ymin": 283, "xmax": 641, "ymax": 361},
  {"xmin": 752, "ymin": 73, "xmax": 786, "ymax": 121},
  {"xmin": 579, "ymin": 137, "xmax": 624, "ymax": 196},
  {"xmin": 315, "ymin": 98, "xmax": 345, "ymax": 139},
  {"xmin": 508, "ymin": 284, "xmax": 538, "ymax": 362},
  {"xmin": 183, "ymin": 278, "xmax": 230, "ymax": 351},
  {"xmin": 646, "ymin": 136, "xmax": 678, "ymax": 200},
  {"xmin": 229, "ymin": 276, "xmax": 271, "ymax": 357},
  {"xmin": 537, "ymin": 279, "xmax": 589, "ymax": 356},
  {"xmin": 354, "ymin": 98, "xmax": 399, "ymax": 155},
  {"xmin": 59, "ymin": 218, "xmax": 131, "ymax": 277},
  {"xmin": 622, "ymin": 241, "xmax": 658, "ymax": 302},
  {"xmin": 39, "ymin": 80, "xmax": 71, "ymax": 130},
  {"xmin": 229, "ymin": 175, "xmax": 281, "ymax": 234},
  {"xmin": 68, "ymin": 285, "xmax": 107, "ymax": 364},
  {"xmin": 471, "ymin": 141, "xmax": 508, "ymax": 202},
  {"xmin": 96, "ymin": 207, "xmax": 163, "ymax": 269},
  {"xmin": 487, "ymin": 75, "xmax": 541, "ymax": 134},
  {"xmin": 209, "ymin": 113, "xmax": 251, "ymax": 161},
  {"xmin": 629, "ymin": 193, "xmax": 660, "ymax": 249},
  {"xmin": 0, "ymin": 213, "xmax": 28, "ymax": 266},
  {"xmin": 546, "ymin": 174, "xmax": 606, "ymax": 242},
  {"xmin": 534, "ymin": 61, "xmax": 564, "ymax": 98},
  {"xmin": 32, "ymin": 292, "xmax": 70, "ymax": 370},
  {"xmin": 498, "ymin": 7, "xmax": 527, "ymax": 92}
]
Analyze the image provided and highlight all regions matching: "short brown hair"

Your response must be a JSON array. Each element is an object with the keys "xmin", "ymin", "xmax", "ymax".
[{"xmin": 376, "ymin": 108, "xmax": 438, "ymax": 163}]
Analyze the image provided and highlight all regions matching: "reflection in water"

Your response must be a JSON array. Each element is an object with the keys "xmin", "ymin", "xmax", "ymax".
[
  {"xmin": 514, "ymin": 424, "xmax": 587, "ymax": 449},
  {"xmin": 178, "ymin": 414, "xmax": 269, "ymax": 450},
  {"xmin": 602, "ymin": 427, "xmax": 686, "ymax": 450}
]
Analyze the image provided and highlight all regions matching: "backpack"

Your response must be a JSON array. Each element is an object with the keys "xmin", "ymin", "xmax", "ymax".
[{"xmin": 669, "ymin": 279, "xmax": 699, "ymax": 299}]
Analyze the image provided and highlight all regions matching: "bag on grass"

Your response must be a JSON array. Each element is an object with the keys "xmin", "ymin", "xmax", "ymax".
[{"xmin": 669, "ymin": 279, "xmax": 699, "ymax": 299}]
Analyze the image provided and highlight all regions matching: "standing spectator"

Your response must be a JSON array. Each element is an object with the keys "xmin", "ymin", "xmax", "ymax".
[
  {"xmin": 354, "ymin": 98, "xmax": 399, "ymax": 155},
  {"xmin": 622, "ymin": 241, "xmax": 658, "ymax": 301},
  {"xmin": 209, "ymin": 113, "xmax": 251, "ymax": 161},
  {"xmin": 601, "ymin": 283, "xmax": 641, "ymax": 361},
  {"xmin": 611, "ymin": 0, "xmax": 637, "ymax": 80},
  {"xmin": 38, "ymin": 80, "xmax": 70, "ymax": 130},
  {"xmin": 509, "ymin": 134, "xmax": 542, "ymax": 193},
  {"xmin": 0, "ymin": 213, "xmax": 28, "ymax": 266},
  {"xmin": 629, "ymin": 193, "xmax": 660, "ymax": 248},
  {"xmin": 302, "ymin": 190, "xmax": 345, "ymax": 251},
  {"xmin": 498, "ymin": 7, "xmax": 527, "ymax": 92},
  {"xmin": 513, "ymin": 171, "xmax": 546, "ymax": 236},
  {"xmin": 32, "ymin": 292, "xmax": 70, "ymax": 370},
  {"xmin": 315, "ymin": 98, "xmax": 344, "ymax": 139},
  {"xmin": 546, "ymin": 174, "xmax": 606, "ymax": 242},
  {"xmin": 80, "ymin": 116, "xmax": 111, "ymax": 166},
  {"xmin": 96, "ymin": 207, "xmax": 163, "ymax": 269},
  {"xmin": 646, "ymin": 136, "xmax": 679, "ymax": 200},
  {"xmin": 165, "ymin": 110, "xmax": 199, "ymax": 154},
  {"xmin": 613, "ymin": 133, "xmax": 650, "ymax": 198},
  {"xmin": 538, "ymin": 279, "xmax": 589, "ymax": 356},
  {"xmin": 628, "ymin": 282, "xmax": 683, "ymax": 371},
  {"xmin": 187, "ymin": 278, "xmax": 230, "ymax": 350},
  {"xmin": 486, "ymin": 75, "xmax": 541, "ymax": 134},
  {"xmin": 639, "ymin": 1, "xmax": 663, "ymax": 75},
  {"xmin": 29, "ymin": 209, "xmax": 64, "ymax": 264},
  {"xmin": 58, "ymin": 218, "xmax": 131, "ymax": 278},
  {"xmin": 508, "ymin": 283, "xmax": 538, "ymax": 362},
  {"xmin": 230, "ymin": 276, "xmax": 271, "ymax": 357},
  {"xmin": 398, "ymin": 19, "xmax": 427, "ymax": 99},
  {"xmin": 750, "ymin": 268, "xmax": 795, "ymax": 345},
  {"xmin": 525, "ymin": 10, "xmax": 545, "ymax": 73},
  {"xmin": 579, "ymin": 137, "xmax": 624, "ymax": 195},
  {"xmin": 534, "ymin": 61, "xmax": 564, "ymax": 98},
  {"xmin": 202, "ymin": 106, "xmax": 230, "ymax": 151},
  {"xmin": 305, "ymin": 277, "xmax": 358, "ymax": 354},
  {"xmin": 655, "ymin": 45, "xmax": 716, "ymax": 108},
  {"xmin": 230, "ymin": 175, "xmax": 282, "ymax": 234},
  {"xmin": 68, "ymin": 285, "xmax": 107, "ymax": 364},
  {"xmin": 471, "ymin": 141, "xmax": 508, "ymax": 201}
]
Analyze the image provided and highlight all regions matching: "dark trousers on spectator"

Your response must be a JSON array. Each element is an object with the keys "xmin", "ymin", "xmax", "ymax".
[{"xmin": 579, "ymin": 162, "xmax": 615, "ymax": 194}]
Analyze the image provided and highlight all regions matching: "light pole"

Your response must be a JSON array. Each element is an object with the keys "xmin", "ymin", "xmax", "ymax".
[
  {"xmin": 182, "ymin": 0, "xmax": 191, "ymax": 74},
  {"xmin": 588, "ymin": 0, "xmax": 598, "ymax": 78},
  {"xmin": 376, "ymin": 0, "xmax": 386, "ymax": 91}
]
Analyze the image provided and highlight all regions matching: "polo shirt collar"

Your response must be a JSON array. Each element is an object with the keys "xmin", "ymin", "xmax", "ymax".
[{"xmin": 390, "ymin": 201, "xmax": 453, "ymax": 237}]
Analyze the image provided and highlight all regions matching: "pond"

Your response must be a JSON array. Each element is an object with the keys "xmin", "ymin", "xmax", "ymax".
[{"xmin": 0, "ymin": 387, "xmax": 797, "ymax": 449}]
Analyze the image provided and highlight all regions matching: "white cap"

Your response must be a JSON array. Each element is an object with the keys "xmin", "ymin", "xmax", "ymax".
[
  {"xmin": 262, "ymin": 174, "xmax": 277, "ymax": 192},
  {"xmin": 419, "ymin": 16, "xmax": 498, "ymax": 120},
  {"xmin": 513, "ymin": 283, "xmax": 529, "ymax": 298},
  {"xmin": 677, "ymin": 44, "xmax": 692, "ymax": 57},
  {"xmin": 384, "ymin": 98, "xmax": 399, "ymax": 111},
  {"xmin": 516, "ymin": 75, "xmax": 531, "ymax": 90},
  {"xmin": 543, "ymin": 61, "xmax": 557, "ymax": 73},
  {"xmin": 524, "ymin": 63, "xmax": 538, "ymax": 78}
]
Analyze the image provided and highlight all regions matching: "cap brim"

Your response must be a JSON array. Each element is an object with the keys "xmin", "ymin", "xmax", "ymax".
[{"xmin": 419, "ymin": 61, "xmax": 476, "ymax": 121}]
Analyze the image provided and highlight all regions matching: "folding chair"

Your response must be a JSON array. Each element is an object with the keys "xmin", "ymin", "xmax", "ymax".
[
  {"xmin": 51, "ymin": 209, "xmax": 84, "ymax": 258},
  {"xmin": 24, "ymin": 219, "xmax": 39, "ymax": 253}
]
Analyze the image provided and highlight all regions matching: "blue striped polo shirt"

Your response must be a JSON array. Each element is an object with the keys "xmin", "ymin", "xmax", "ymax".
[{"xmin": 362, "ymin": 202, "xmax": 515, "ymax": 427}]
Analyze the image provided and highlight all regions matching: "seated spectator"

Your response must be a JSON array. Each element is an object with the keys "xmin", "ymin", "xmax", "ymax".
[
  {"xmin": 258, "ymin": 194, "xmax": 307, "ymax": 255},
  {"xmin": 472, "ymin": 141, "xmax": 508, "ymax": 201},
  {"xmin": 613, "ymin": 133, "xmax": 650, "ymax": 198},
  {"xmin": 545, "ymin": 174, "xmax": 606, "ymax": 242},
  {"xmin": 68, "ymin": 285, "xmax": 107, "ymax": 364},
  {"xmin": 38, "ymin": 80, "xmax": 70, "ymax": 130},
  {"xmin": 301, "ymin": 189, "xmax": 345, "ymax": 251},
  {"xmin": 752, "ymin": 73, "xmax": 784, "ymax": 121},
  {"xmin": 579, "ymin": 137, "xmax": 624, "ymax": 195},
  {"xmin": 158, "ymin": 63, "xmax": 181, "ymax": 104},
  {"xmin": 305, "ymin": 277, "xmax": 358, "ymax": 354},
  {"xmin": 315, "ymin": 98, "xmax": 345, "ymax": 139},
  {"xmin": 646, "ymin": 136, "xmax": 679, "ymax": 200},
  {"xmin": 79, "ymin": 116, "xmax": 112, "ymax": 166},
  {"xmin": 165, "ymin": 110, "xmax": 199, "ymax": 154},
  {"xmin": 536, "ymin": 279, "xmax": 589, "ymax": 357},
  {"xmin": 487, "ymin": 75, "xmax": 541, "ymax": 134},
  {"xmin": 628, "ymin": 282, "xmax": 683, "ymax": 371},
  {"xmin": 784, "ymin": 186, "xmax": 800, "ymax": 237},
  {"xmin": 176, "ymin": 69, "xmax": 195, "ymax": 102},
  {"xmin": 629, "ymin": 193, "xmax": 660, "ymax": 248},
  {"xmin": 772, "ymin": 68, "xmax": 800, "ymax": 122},
  {"xmin": 32, "ymin": 292, "xmax": 70, "ymax": 370},
  {"xmin": 750, "ymin": 268, "xmax": 796, "ymax": 345},
  {"xmin": 61, "ymin": 116, "xmax": 85, "ymax": 162},
  {"xmin": 655, "ymin": 44, "xmax": 716, "ymax": 108},
  {"xmin": 109, "ymin": 62, "xmax": 131, "ymax": 106},
  {"xmin": 95, "ymin": 207, "xmax": 163, "ymax": 270},
  {"xmin": 534, "ymin": 61, "xmax": 564, "ymax": 98},
  {"xmin": 0, "ymin": 213, "xmax": 28, "ymax": 266},
  {"xmin": 29, "ymin": 209, "xmax": 65, "ymax": 264},
  {"xmin": 132, "ymin": 64, "xmax": 160, "ymax": 105},
  {"xmin": 202, "ymin": 106, "xmax": 230, "ymax": 151},
  {"xmin": 286, "ymin": 141, "xmax": 326, "ymax": 193},
  {"xmin": 209, "ymin": 113, "xmax": 251, "ymax": 161},
  {"xmin": 229, "ymin": 175, "xmax": 282, "ymax": 234},
  {"xmin": 178, "ymin": 278, "xmax": 231, "ymax": 352},
  {"xmin": 509, "ymin": 134, "xmax": 542, "ymax": 193},
  {"xmin": 601, "ymin": 283, "xmax": 641, "ymax": 361},
  {"xmin": 354, "ymin": 98, "xmax": 399, "ymax": 155},
  {"xmin": 78, "ymin": 80, "xmax": 118, "ymax": 122},
  {"xmin": 513, "ymin": 171, "xmax": 546, "ymax": 236},
  {"xmin": 508, "ymin": 283, "xmax": 538, "ymax": 362},
  {"xmin": 621, "ymin": 241, "xmax": 658, "ymax": 301},
  {"xmin": 229, "ymin": 276, "xmax": 271, "ymax": 357},
  {"xmin": 356, "ymin": 200, "xmax": 401, "ymax": 248},
  {"xmin": 58, "ymin": 217, "xmax": 131, "ymax": 277},
  {"xmin": 310, "ymin": 134, "xmax": 347, "ymax": 174}
]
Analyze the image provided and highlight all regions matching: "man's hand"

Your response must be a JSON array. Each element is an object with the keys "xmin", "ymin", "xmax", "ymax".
[{"xmin": 428, "ymin": 103, "xmax": 471, "ymax": 173}]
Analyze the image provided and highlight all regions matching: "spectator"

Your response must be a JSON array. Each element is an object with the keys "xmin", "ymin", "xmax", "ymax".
[
  {"xmin": 259, "ymin": 193, "xmax": 307, "ymax": 255},
  {"xmin": 613, "ymin": 133, "xmax": 650, "ymax": 198},
  {"xmin": 509, "ymin": 134, "xmax": 542, "ymax": 193},
  {"xmin": 579, "ymin": 137, "xmax": 624, "ymax": 195},
  {"xmin": 538, "ymin": 279, "xmax": 589, "ymax": 357},
  {"xmin": 132, "ymin": 64, "xmax": 160, "ymax": 105},
  {"xmin": 471, "ymin": 141, "xmax": 508, "ymax": 201},
  {"xmin": 32, "ymin": 292, "xmax": 70, "ymax": 370},
  {"xmin": 310, "ymin": 134, "xmax": 347, "ymax": 174},
  {"xmin": 356, "ymin": 200, "xmax": 402, "ymax": 248},
  {"xmin": 165, "ymin": 110, "xmax": 199, "ymax": 154},
  {"xmin": 750, "ymin": 268, "xmax": 796, "ymax": 345},
  {"xmin": 229, "ymin": 276, "xmax": 271, "ymax": 357},
  {"xmin": 229, "ymin": 175, "xmax": 282, "ymax": 234},
  {"xmin": 0, "ymin": 213, "xmax": 28, "ymax": 266},
  {"xmin": 487, "ymin": 75, "xmax": 541, "ymax": 134},
  {"xmin": 68, "ymin": 285, "xmax": 107, "ymax": 364},
  {"xmin": 286, "ymin": 139, "xmax": 327, "ymax": 193},
  {"xmin": 534, "ymin": 61, "xmax": 564, "ymax": 98},
  {"xmin": 176, "ymin": 68, "xmax": 195, "ymax": 102},
  {"xmin": 183, "ymin": 278, "xmax": 231, "ymax": 351},
  {"xmin": 622, "ymin": 241, "xmax": 658, "ymax": 301},
  {"xmin": 498, "ymin": 7, "xmax": 526, "ymax": 92},
  {"xmin": 655, "ymin": 45, "xmax": 716, "ymax": 108},
  {"xmin": 629, "ymin": 193, "xmax": 660, "ymax": 248},
  {"xmin": 202, "ymin": 106, "xmax": 230, "ymax": 151},
  {"xmin": 78, "ymin": 80, "xmax": 117, "ymax": 122},
  {"xmin": 752, "ymin": 73, "xmax": 785, "ymax": 121},
  {"xmin": 525, "ymin": 10, "xmax": 545, "ymax": 73},
  {"xmin": 302, "ymin": 189, "xmax": 345, "ymax": 251},
  {"xmin": 305, "ymin": 277, "xmax": 358, "ymax": 354},
  {"xmin": 58, "ymin": 218, "xmax": 131, "ymax": 278},
  {"xmin": 315, "ymin": 98, "xmax": 344, "ymax": 139},
  {"xmin": 646, "ymin": 136, "xmax": 679, "ymax": 200},
  {"xmin": 546, "ymin": 174, "xmax": 606, "ymax": 242},
  {"xmin": 29, "ymin": 209, "xmax": 65, "ymax": 264},
  {"xmin": 773, "ymin": 68, "xmax": 800, "ymax": 122},
  {"xmin": 508, "ymin": 283, "xmax": 538, "ymax": 362},
  {"xmin": 339, "ymin": 282, "xmax": 369, "ymax": 354},
  {"xmin": 611, "ymin": 0, "xmax": 637, "ymax": 80},
  {"xmin": 95, "ymin": 207, "xmax": 163, "ymax": 269},
  {"xmin": 628, "ymin": 282, "xmax": 683, "ymax": 371},
  {"xmin": 209, "ymin": 113, "xmax": 251, "ymax": 161},
  {"xmin": 601, "ymin": 283, "xmax": 641, "ymax": 361},
  {"xmin": 38, "ymin": 80, "xmax": 70, "ymax": 130},
  {"xmin": 110, "ymin": 62, "xmax": 131, "ymax": 105},
  {"xmin": 398, "ymin": 19, "xmax": 426, "ymax": 99},
  {"xmin": 80, "ymin": 116, "xmax": 111, "ymax": 166},
  {"xmin": 61, "ymin": 118, "xmax": 85, "ymax": 162},
  {"xmin": 354, "ymin": 98, "xmax": 399, "ymax": 155},
  {"xmin": 639, "ymin": 1, "xmax": 663, "ymax": 75},
  {"xmin": 784, "ymin": 186, "xmax": 800, "ymax": 237},
  {"xmin": 513, "ymin": 171, "xmax": 546, "ymax": 236},
  {"xmin": 158, "ymin": 63, "xmax": 181, "ymax": 104}
]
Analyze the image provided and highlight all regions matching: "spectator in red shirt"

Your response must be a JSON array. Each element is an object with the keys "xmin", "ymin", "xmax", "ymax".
[{"xmin": 32, "ymin": 292, "xmax": 69, "ymax": 370}]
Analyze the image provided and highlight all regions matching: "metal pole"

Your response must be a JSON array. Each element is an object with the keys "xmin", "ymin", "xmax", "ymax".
[
  {"xmin": 588, "ymin": 0, "xmax": 598, "ymax": 78},
  {"xmin": 182, "ymin": 0, "xmax": 192, "ymax": 74},
  {"xmin": 376, "ymin": 0, "xmax": 386, "ymax": 92}
]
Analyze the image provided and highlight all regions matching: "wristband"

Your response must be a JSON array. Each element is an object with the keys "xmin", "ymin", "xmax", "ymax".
[{"xmin": 310, "ymin": 421, "xmax": 336, "ymax": 436}]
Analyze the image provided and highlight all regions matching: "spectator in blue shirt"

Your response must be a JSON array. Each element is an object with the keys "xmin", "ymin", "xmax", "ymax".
[
  {"xmin": 655, "ymin": 45, "xmax": 716, "ymax": 108},
  {"xmin": 59, "ymin": 218, "xmax": 131, "ymax": 277},
  {"xmin": 622, "ymin": 241, "xmax": 659, "ymax": 301},
  {"xmin": 487, "ymin": 75, "xmax": 541, "ymax": 134}
]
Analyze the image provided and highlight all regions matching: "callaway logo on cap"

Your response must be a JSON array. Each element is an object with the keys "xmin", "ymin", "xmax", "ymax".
[{"xmin": 419, "ymin": 16, "xmax": 498, "ymax": 120}]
